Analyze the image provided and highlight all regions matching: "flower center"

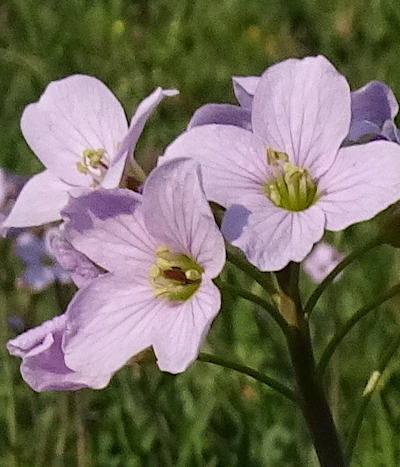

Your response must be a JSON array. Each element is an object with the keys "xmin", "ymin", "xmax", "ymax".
[
  {"xmin": 149, "ymin": 246, "xmax": 203, "ymax": 301},
  {"xmin": 263, "ymin": 147, "xmax": 318, "ymax": 211},
  {"xmin": 76, "ymin": 148, "xmax": 109, "ymax": 186}
]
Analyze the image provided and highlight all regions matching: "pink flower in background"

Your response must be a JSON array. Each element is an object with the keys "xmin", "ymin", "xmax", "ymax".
[
  {"xmin": 3, "ymin": 75, "xmax": 177, "ymax": 228},
  {"xmin": 302, "ymin": 242, "xmax": 344, "ymax": 283},
  {"xmin": 163, "ymin": 56, "xmax": 400, "ymax": 271}
]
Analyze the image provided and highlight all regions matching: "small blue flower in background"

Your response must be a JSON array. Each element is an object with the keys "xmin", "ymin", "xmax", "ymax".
[{"xmin": 14, "ymin": 230, "xmax": 70, "ymax": 292}]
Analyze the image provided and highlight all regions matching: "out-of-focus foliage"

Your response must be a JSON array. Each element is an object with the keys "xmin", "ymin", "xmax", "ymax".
[{"xmin": 1, "ymin": 0, "xmax": 400, "ymax": 465}]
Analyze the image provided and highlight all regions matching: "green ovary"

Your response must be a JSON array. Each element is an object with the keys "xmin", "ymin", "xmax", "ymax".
[
  {"xmin": 149, "ymin": 246, "xmax": 203, "ymax": 301},
  {"xmin": 264, "ymin": 147, "xmax": 318, "ymax": 211}
]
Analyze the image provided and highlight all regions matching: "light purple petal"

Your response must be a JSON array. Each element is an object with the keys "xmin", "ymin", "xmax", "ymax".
[
  {"xmin": 7, "ymin": 314, "xmax": 109, "ymax": 391},
  {"xmin": 63, "ymin": 274, "xmax": 159, "ymax": 378},
  {"xmin": 103, "ymin": 87, "xmax": 178, "ymax": 188},
  {"xmin": 152, "ymin": 278, "xmax": 220, "ymax": 373},
  {"xmin": 3, "ymin": 170, "xmax": 70, "ymax": 227},
  {"xmin": 347, "ymin": 120, "xmax": 381, "ymax": 142},
  {"xmin": 21, "ymin": 75, "xmax": 128, "ymax": 186},
  {"xmin": 232, "ymin": 75, "xmax": 259, "ymax": 109},
  {"xmin": 45, "ymin": 227, "xmax": 100, "ymax": 288},
  {"xmin": 142, "ymin": 159, "xmax": 225, "ymax": 277},
  {"xmin": 62, "ymin": 189, "xmax": 157, "ymax": 276},
  {"xmin": 252, "ymin": 56, "xmax": 351, "ymax": 177},
  {"xmin": 188, "ymin": 103, "xmax": 251, "ymax": 130},
  {"xmin": 302, "ymin": 242, "xmax": 343, "ymax": 283},
  {"xmin": 222, "ymin": 197, "xmax": 325, "ymax": 271},
  {"xmin": 162, "ymin": 124, "xmax": 269, "ymax": 207},
  {"xmin": 349, "ymin": 80, "xmax": 398, "ymax": 141},
  {"xmin": 318, "ymin": 140, "xmax": 400, "ymax": 231},
  {"xmin": 381, "ymin": 120, "xmax": 400, "ymax": 144}
]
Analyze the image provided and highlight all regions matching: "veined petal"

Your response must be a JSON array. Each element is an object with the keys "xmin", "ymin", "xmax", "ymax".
[
  {"xmin": 188, "ymin": 103, "xmax": 251, "ymax": 130},
  {"xmin": 62, "ymin": 189, "xmax": 157, "ymax": 276},
  {"xmin": 232, "ymin": 75, "xmax": 259, "ymax": 109},
  {"xmin": 222, "ymin": 197, "xmax": 325, "ymax": 271},
  {"xmin": 3, "ymin": 170, "xmax": 69, "ymax": 227},
  {"xmin": 7, "ymin": 314, "xmax": 108, "ymax": 391},
  {"xmin": 103, "ymin": 87, "xmax": 178, "ymax": 188},
  {"xmin": 152, "ymin": 278, "xmax": 220, "ymax": 373},
  {"xmin": 252, "ymin": 56, "xmax": 351, "ymax": 177},
  {"xmin": 318, "ymin": 141, "xmax": 400, "ymax": 231},
  {"xmin": 162, "ymin": 124, "xmax": 269, "ymax": 207},
  {"xmin": 63, "ymin": 274, "xmax": 160, "ymax": 378},
  {"xmin": 142, "ymin": 159, "xmax": 225, "ymax": 277},
  {"xmin": 21, "ymin": 75, "xmax": 128, "ymax": 186}
]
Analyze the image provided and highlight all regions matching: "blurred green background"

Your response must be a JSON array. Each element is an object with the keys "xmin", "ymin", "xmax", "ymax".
[{"xmin": 1, "ymin": 0, "xmax": 400, "ymax": 465}]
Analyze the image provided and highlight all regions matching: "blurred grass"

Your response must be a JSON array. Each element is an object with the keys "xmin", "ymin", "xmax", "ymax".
[{"xmin": 1, "ymin": 0, "xmax": 400, "ymax": 465}]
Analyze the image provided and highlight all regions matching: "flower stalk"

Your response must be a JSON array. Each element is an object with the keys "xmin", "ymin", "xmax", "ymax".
[{"xmin": 276, "ymin": 263, "xmax": 347, "ymax": 467}]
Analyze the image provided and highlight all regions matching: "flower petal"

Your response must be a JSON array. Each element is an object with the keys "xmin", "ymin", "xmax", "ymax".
[
  {"xmin": 142, "ymin": 159, "xmax": 225, "ymax": 277},
  {"xmin": 232, "ymin": 75, "xmax": 259, "ymax": 109},
  {"xmin": 188, "ymin": 103, "xmax": 251, "ymax": 130},
  {"xmin": 152, "ymin": 278, "xmax": 220, "ymax": 373},
  {"xmin": 349, "ymin": 80, "xmax": 398, "ymax": 141},
  {"xmin": 7, "ymin": 314, "xmax": 108, "ymax": 391},
  {"xmin": 63, "ymin": 274, "xmax": 160, "ymax": 378},
  {"xmin": 21, "ymin": 75, "xmax": 128, "ymax": 186},
  {"xmin": 222, "ymin": 197, "xmax": 325, "ymax": 271},
  {"xmin": 162, "ymin": 124, "xmax": 269, "ymax": 207},
  {"xmin": 62, "ymin": 189, "xmax": 157, "ymax": 276},
  {"xmin": 45, "ymin": 227, "xmax": 100, "ymax": 288},
  {"xmin": 252, "ymin": 56, "xmax": 351, "ymax": 177},
  {"xmin": 302, "ymin": 242, "xmax": 344, "ymax": 283},
  {"xmin": 318, "ymin": 140, "xmax": 400, "ymax": 231},
  {"xmin": 3, "ymin": 170, "xmax": 70, "ymax": 227},
  {"xmin": 103, "ymin": 87, "xmax": 179, "ymax": 188}
]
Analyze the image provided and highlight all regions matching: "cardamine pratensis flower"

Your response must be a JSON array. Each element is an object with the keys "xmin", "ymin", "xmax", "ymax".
[
  {"xmin": 163, "ymin": 56, "xmax": 400, "ymax": 271},
  {"xmin": 3, "ymin": 75, "xmax": 177, "ymax": 228},
  {"xmin": 57, "ymin": 158, "xmax": 224, "ymax": 386}
]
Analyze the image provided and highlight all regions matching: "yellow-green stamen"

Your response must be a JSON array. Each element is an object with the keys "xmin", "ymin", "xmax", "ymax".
[
  {"xmin": 263, "ymin": 147, "xmax": 318, "ymax": 211},
  {"xmin": 76, "ymin": 148, "xmax": 109, "ymax": 186},
  {"xmin": 149, "ymin": 246, "xmax": 203, "ymax": 301}
]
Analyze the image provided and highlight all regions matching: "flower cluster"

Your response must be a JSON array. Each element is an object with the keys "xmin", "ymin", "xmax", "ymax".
[{"xmin": 5, "ymin": 55, "xmax": 400, "ymax": 391}]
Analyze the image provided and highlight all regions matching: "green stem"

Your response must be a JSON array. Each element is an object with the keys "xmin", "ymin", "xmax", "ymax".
[
  {"xmin": 316, "ymin": 284, "xmax": 400, "ymax": 377},
  {"xmin": 304, "ymin": 237, "xmax": 381, "ymax": 318},
  {"xmin": 345, "ymin": 333, "xmax": 400, "ymax": 461},
  {"xmin": 276, "ymin": 263, "xmax": 347, "ymax": 467},
  {"xmin": 197, "ymin": 352, "xmax": 297, "ymax": 403},
  {"xmin": 216, "ymin": 280, "xmax": 289, "ymax": 338},
  {"xmin": 225, "ymin": 243, "xmax": 275, "ymax": 294}
]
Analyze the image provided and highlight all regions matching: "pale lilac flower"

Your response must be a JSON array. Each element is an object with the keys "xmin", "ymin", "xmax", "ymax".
[
  {"xmin": 163, "ymin": 56, "xmax": 400, "ymax": 271},
  {"xmin": 14, "ymin": 231, "xmax": 70, "ymax": 291},
  {"xmin": 45, "ymin": 227, "xmax": 100, "ymax": 288},
  {"xmin": 54, "ymin": 158, "xmax": 225, "ymax": 388},
  {"xmin": 302, "ymin": 242, "xmax": 343, "ymax": 283},
  {"xmin": 3, "ymin": 75, "xmax": 177, "ymax": 228},
  {"xmin": 7, "ymin": 314, "xmax": 109, "ymax": 391}
]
